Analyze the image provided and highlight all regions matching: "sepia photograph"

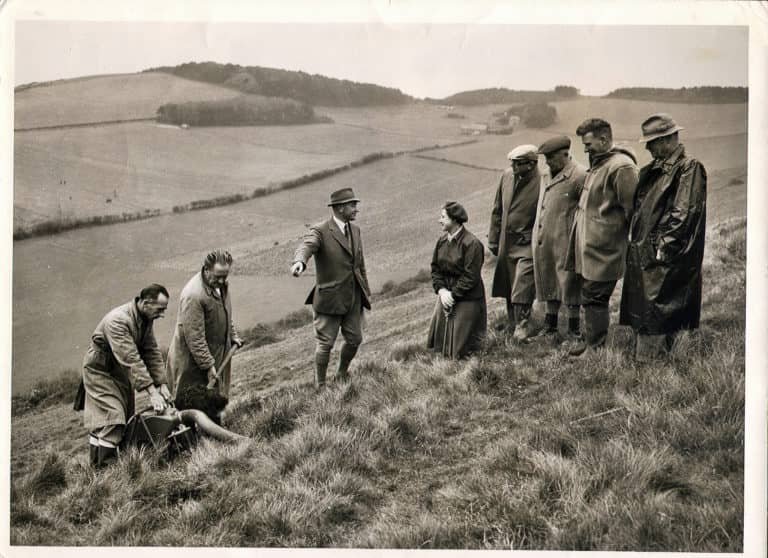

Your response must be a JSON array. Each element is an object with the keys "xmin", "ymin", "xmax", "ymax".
[{"xmin": 1, "ymin": 1, "xmax": 766, "ymax": 556}]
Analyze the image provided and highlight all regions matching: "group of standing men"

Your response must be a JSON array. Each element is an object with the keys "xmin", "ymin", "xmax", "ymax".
[
  {"xmin": 490, "ymin": 113, "xmax": 707, "ymax": 359},
  {"xmin": 78, "ymin": 111, "xmax": 707, "ymax": 467}
]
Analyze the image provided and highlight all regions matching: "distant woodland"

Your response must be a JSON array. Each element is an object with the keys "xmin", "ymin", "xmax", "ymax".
[
  {"xmin": 606, "ymin": 86, "xmax": 747, "ymax": 104},
  {"xmin": 146, "ymin": 62, "xmax": 412, "ymax": 107},
  {"xmin": 429, "ymin": 85, "xmax": 579, "ymax": 106},
  {"xmin": 156, "ymin": 95, "xmax": 329, "ymax": 126}
]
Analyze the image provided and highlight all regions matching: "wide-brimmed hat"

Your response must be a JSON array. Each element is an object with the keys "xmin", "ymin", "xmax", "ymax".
[
  {"xmin": 507, "ymin": 144, "xmax": 539, "ymax": 162},
  {"xmin": 327, "ymin": 187, "xmax": 361, "ymax": 206},
  {"xmin": 638, "ymin": 113, "xmax": 685, "ymax": 143}
]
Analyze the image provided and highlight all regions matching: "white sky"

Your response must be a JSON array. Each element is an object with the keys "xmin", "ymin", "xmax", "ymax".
[{"xmin": 14, "ymin": 21, "xmax": 748, "ymax": 98}]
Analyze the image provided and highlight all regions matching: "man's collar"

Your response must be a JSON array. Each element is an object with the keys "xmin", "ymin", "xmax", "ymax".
[
  {"xmin": 132, "ymin": 298, "xmax": 148, "ymax": 324},
  {"xmin": 551, "ymin": 159, "xmax": 574, "ymax": 181},
  {"xmin": 200, "ymin": 268, "xmax": 225, "ymax": 297},
  {"xmin": 332, "ymin": 214, "xmax": 347, "ymax": 234},
  {"xmin": 652, "ymin": 143, "xmax": 685, "ymax": 170}
]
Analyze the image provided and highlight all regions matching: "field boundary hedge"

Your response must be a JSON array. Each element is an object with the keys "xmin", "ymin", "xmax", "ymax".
[
  {"xmin": 14, "ymin": 117, "xmax": 157, "ymax": 133},
  {"xmin": 411, "ymin": 153, "xmax": 503, "ymax": 172},
  {"xmin": 13, "ymin": 139, "xmax": 479, "ymax": 241}
]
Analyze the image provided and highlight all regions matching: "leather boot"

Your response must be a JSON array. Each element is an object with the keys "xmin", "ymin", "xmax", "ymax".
[
  {"xmin": 534, "ymin": 313, "xmax": 558, "ymax": 340},
  {"xmin": 315, "ymin": 353, "xmax": 329, "ymax": 389},
  {"xmin": 336, "ymin": 343, "xmax": 358, "ymax": 382},
  {"xmin": 513, "ymin": 304, "xmax": 533, "ymax": 341}
]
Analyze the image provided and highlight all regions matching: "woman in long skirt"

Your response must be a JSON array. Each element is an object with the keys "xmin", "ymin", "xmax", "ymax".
[{"xmin": 427, "ymin": 201, "xmax": 487, "ymax": 358}]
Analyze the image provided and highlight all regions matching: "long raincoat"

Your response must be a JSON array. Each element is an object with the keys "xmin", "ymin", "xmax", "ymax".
[
  {"xmin": 532, "ymin": 159, "xmax": 587, "ymax": 304},
  {"xmin": 82, "ymin": 300, "xmax": 166, "ymax": 431},
  {"xmin": 619, "ymin": 144, "xmax": 707, "ymax": 334},
  {"xmin": 167, "ymin": 271, "xmax": 239, "ymax": 399},
  {"xmin": 488, "ymin": 167, "xmax": 543, "ymax": 300}
]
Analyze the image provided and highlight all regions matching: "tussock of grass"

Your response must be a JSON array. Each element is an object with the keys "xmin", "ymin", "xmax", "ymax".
[
  {"xmin": 12, "ymin": 368, "xmax": 81, "ymax": 417},
  {"xmin": 10, "ymin": 218, "xmax": 746, "ymax": 550},
  {"xmin": 378, "ymin": 268, "xmax": 432, "ymax": 299}
]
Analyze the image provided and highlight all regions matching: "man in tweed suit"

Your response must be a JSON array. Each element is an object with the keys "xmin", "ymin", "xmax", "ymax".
[{"xmin": 291, "ymin": 188, "xmax": 371, "ymax": 388}]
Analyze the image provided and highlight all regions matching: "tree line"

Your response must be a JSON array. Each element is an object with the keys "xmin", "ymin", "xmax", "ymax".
[
  {"xmin": 145, "ymin": 61, "xmax": 413, "ymax": 107},
  {"xmin": 156, "ymin": 95, "xmax": 330, "ymax": 126},
  {"xmin": 605, "ymin": 86, "xmax": 747, "ymax": 104}
]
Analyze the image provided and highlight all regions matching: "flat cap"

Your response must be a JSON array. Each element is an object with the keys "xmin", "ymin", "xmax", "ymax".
[
  {"xmin": 638, "ymin": 113, "xmax": 684, "ymax": 143},
  {"xmin": 537, "ymin": 136, "xmax": 571, "ymax": 155},
  {"xmin": 507, "ymin": 144, "xmax": 539, "ymax": 162}
]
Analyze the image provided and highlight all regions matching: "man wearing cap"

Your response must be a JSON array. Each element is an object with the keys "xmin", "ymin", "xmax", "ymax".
[
  {"xmin": 291, "ymin": 188, "xmax": 371, "ymax": 387},
  {"xmin": 532, "ymin": 136, "xmax": 587, "ymax": 341},
  {"xmin": 620, "ymin": 113, "xmax": 707, "ymax": 360},
  {"xmin": 488, "ymin": 145, "xmax": 544, "ymax": 340},
  {"xmin": 565, "ymin": 118, "xmax": 639, "ymax": 356}
]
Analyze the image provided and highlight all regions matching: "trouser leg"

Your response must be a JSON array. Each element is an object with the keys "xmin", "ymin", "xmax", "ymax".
[
  {"xmin": 505, "ymin": 299, "xmax": 516, "ymax": 329},
  {"xmin": 566, "ymin": 305, "xmax": 581, "ymax": 335},
  {"xmin": 89, "ymin": 424, "xmax": 124, "ymax": 468},
  {"xmin": 544, "ymin": 300, "xmax": 560, "ymax": 332},
  {"xmin": 313, "ymin": 312, "xmax": 342, "ymax": 388},
  {"xmin": 337, "ymin": 288, "xmax": 364, "ymax": 381}
]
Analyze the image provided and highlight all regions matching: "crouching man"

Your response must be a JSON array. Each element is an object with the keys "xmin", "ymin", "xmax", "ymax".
[{"xmin": 79, "ymin": 284, "xmax": 172, "ymax": 467}]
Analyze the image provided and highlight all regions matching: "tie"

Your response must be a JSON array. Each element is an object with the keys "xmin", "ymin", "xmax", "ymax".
[{"xmin": 345, "ymin": 222, "xmax": 354, "ymax": 259}]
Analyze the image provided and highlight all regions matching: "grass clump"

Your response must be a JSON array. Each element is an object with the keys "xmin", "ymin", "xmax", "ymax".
[{"xmin": 9, "ymin": 220, "xmax": 746, "ymax": 551}]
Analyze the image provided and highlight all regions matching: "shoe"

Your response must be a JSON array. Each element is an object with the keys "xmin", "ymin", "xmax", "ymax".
[
  {"xmin": 565, "ymin": 335, "xmax": 587, "ymax": 356},
  {"xmin": 513, "ymin": 319, "xmax": 534, "ymax": 342},
  {"xmin": 534, "ymin": 326, "xmax": 557, "ymax": 339}
]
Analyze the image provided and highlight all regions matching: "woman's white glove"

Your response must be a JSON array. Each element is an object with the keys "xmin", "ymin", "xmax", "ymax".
[{"xmin": 438, "ymin": 288, "xmax": 455, "ymax": 310}]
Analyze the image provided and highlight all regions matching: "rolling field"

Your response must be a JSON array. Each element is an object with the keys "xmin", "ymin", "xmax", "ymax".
[
  {"xmin": 9, "ymin": 76, "xmax": 749, "ymax": 550},
  {"xmin": 12, "ymin": 156, "xmax": 498, "ymax": 393},
  {"xmin": 12, "ymin": 79, "xmax": 748, "ymax": 393},
  {"xmin": 14, "ymin": 72, "xmax": 243, "ymax": 129}
]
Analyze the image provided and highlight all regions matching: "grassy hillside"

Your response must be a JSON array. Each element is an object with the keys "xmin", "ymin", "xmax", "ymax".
[
  {"xmin": 10, "ymin": 217, "xmax": 745, "ymax": 550},
  {"xmin": 14, "ymin": 72, "xmax": 242, "ymax": 129}
]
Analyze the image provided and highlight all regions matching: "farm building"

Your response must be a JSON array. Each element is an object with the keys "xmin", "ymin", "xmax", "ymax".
[{"xmin": 460, "ymin": 123, "xmax": 489, "ymax": 135}]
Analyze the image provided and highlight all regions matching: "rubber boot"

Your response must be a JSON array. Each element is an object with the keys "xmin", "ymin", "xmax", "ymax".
[
  {"xmin": 496, "ymin": 300, "xmax": 516, "ymax": 332},
  {"xmin": 586, "ymin": 306, "xmax": 610, "ymax": 349},
  {"xmin": 315, "ymin": 353, "xmax": 329, "ymax": 389},
  {"xmin": 336, "ymin": 343, "xmax": 358, "ymax": 382},
  {"xmin": 95, "ymin": 445, "xmax": 118, "ymax": 468}
]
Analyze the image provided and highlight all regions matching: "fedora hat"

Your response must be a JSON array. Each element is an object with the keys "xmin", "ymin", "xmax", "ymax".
[
  {"xmin": 327, "ymin": 187, "xmax": 360, "ymax": 206},
  {"xmin": 638, "ymin": 113, "xmax": 685, "ymax": 143}
]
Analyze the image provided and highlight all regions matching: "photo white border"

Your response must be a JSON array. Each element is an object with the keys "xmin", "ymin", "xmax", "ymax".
[{"xmin": 1, "ymin": 1, "xmax": 765, "ymax": 557}]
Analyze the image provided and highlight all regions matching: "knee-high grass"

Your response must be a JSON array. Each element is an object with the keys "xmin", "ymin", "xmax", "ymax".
[{"xmin": 11, "ymin": 218, "xmax": 746, "ymax": 551}]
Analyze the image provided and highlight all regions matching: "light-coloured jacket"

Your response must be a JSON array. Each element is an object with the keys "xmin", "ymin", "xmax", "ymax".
[
  {"xmin": 566, "ymin": 146, "xmax": 639, "ymax": 282},
  {"xmin": 532, "ymin": 159, "xmax": 586, "ymax": 303},
  {"xmin": 82, "ymin": 300, "xmax": 166, "ymax": 431},
  {"xmin": 167, "ymin": 271, "xmax": 238, "ymax": 398}
]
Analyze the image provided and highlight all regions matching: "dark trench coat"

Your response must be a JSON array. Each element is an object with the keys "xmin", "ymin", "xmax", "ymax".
[{"xmin": 619, "ymin": 145, "xmax": 707, "ymax": 334}]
